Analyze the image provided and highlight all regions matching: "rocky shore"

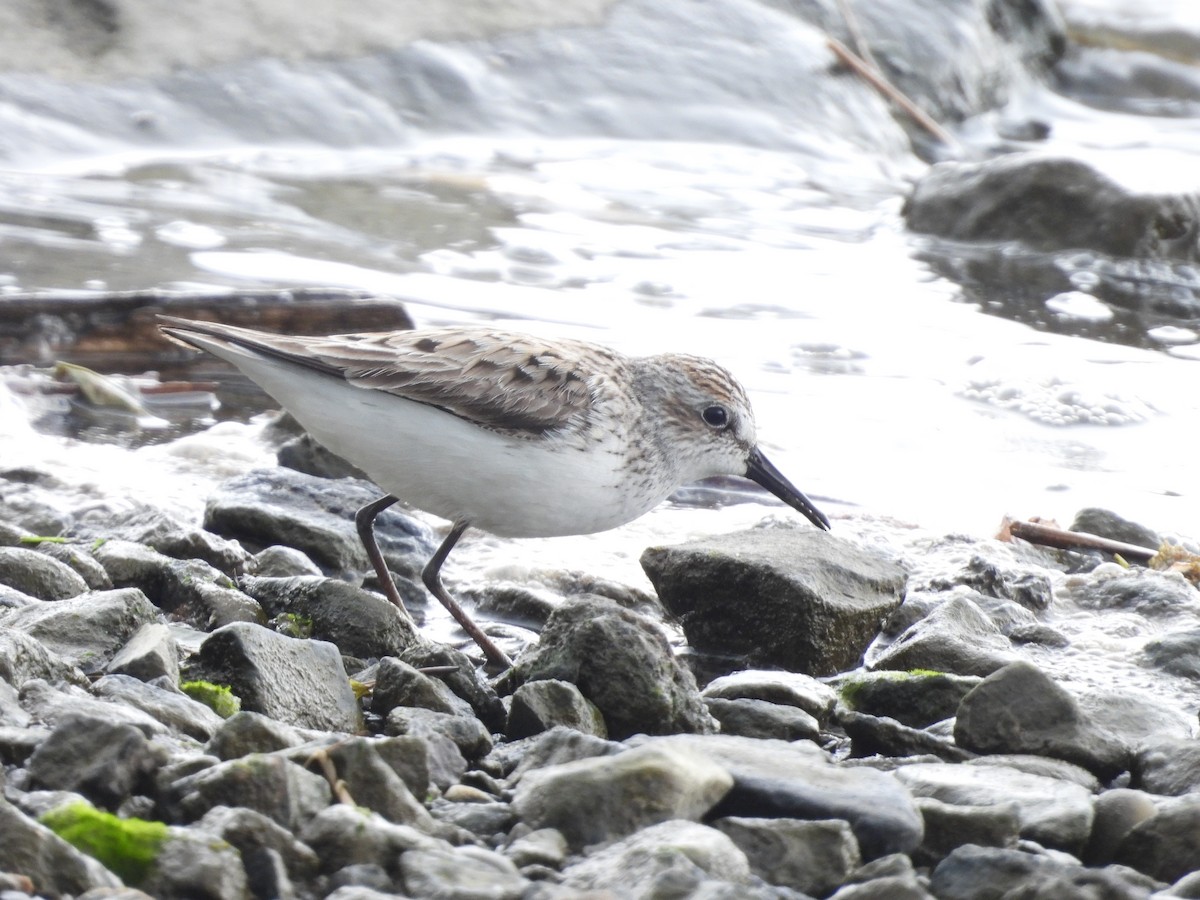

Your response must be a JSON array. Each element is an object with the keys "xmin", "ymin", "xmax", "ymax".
[{"xmin": 2, "ymin": 413, "xmax": 1200, "ymax": 900}]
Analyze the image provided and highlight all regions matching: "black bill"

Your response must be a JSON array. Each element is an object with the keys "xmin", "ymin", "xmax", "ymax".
[{"xmin": 745, "ymin": 447, "xmax": 830, "ymax": 531}]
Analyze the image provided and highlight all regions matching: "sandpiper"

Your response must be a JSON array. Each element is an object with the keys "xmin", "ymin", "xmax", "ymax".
[{"xmin": 159, "ymin": 316, "xmax": 830, "ymax": 670}]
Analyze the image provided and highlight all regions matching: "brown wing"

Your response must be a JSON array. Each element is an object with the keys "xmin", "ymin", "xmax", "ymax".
[{"xmin": 309, "ymin": 328, "xmax": 609, "ymax": 434}]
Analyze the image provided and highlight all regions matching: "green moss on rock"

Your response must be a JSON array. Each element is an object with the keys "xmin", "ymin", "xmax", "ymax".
[
  {"xmin": 180, "ymin": 680, "xmax": 241, "ymax": 718},
  {"xmin": 41, "ymin": 802, "xmax": 168, "ymax": 884}
]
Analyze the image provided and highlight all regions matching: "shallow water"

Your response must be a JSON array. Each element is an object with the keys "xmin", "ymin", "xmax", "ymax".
[{"xmin": 2, "ymin": 1, "xmax": 1200, "ymax": 710}]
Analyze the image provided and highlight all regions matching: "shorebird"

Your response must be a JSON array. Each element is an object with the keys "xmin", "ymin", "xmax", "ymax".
[{"xmin": 159, "ymin": 317, "xmax": 830, "ymax": 670}]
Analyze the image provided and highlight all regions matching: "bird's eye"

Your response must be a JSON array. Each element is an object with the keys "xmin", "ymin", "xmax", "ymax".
[{"xmin": 701, "ymin": 404, "xmax": 730, "ymax": 429}]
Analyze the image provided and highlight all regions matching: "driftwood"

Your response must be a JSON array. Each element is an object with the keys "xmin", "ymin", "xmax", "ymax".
[
  {"xmin": 1003, "ymin": 518, "xmax": 1157, "ymax": 565},
  {"xmin": 0, "ymin": 288, "xmax": 415, "ymax": 369}
]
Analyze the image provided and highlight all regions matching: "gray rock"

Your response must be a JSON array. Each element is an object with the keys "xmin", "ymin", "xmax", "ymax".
[
  {"xmin": 428, "ymin": 797, "xmax": 515, "ymax": 837},
  {"xmin": 107, "ymin": 622, "xmax": 180, "ymax": 683},
  {"xmin": 27, "ymin": 713, "xmax": 163, "ymax": 808},
  {"xmin": 244, "ymin": 545, "xmax": 323, "ymax": 578},
  {"xmin": 168, "ymin": 752, "xmax": 331, "ymax": 830},
  {"xmin": 706, "ymin": 697, "xmax": 820, "ymax": 742},
  {"xmin": 19, "ymin": 678, "xmax": 166, "ymax": 735},
  {"xmin": 327, "ymin": 864, "xmax": 395, "ymax": 896},
  {"xmin": 400, "ymin": 845, "xmax": 528, "ymax": 900},
  {"xmin": 912, "ymin": 796, "xmax": 1021, "ymax": 865},
  {"xmin": 0, "ymin": 629, "xmax": 88, "ymax": 689},
  {"xmin": 367, "ymin": 735, "xmax": 433, "ymax": 799},
  {"xmin": 871, "ymin": 594, "xmax": 1019, "ymax": 677},
  {"xmin": 93, "ymin": 674, "xmax": 225, "ymax": 741},
  {"xmin": 954, "ymin": 661, "xmax": 1132, "ymax": 779},
  {"xmin": 504, "ymin": 828, "xmax": 568, "ymax": 869},
  {"xmin": 1075, "ymin": 569, "xmax": 1200, "ymax": 617},
  {"xmin": 203, "ymin": 468, "xmax": 435, "ymax": 575},
  {"xmin": 1115, "ymin": 795, "xmax": 1200, "ymax": 883},
  {"xmin": 714, "ymin": 816, "xmax": 860, "ymax": 895},
  {"xmin": 837, "ymin": 670, "xmax": 981, "ymax": 729},
  {"xmin": 205, "ymin": 710, "xmax": 306, "ymax": 760},
  {"xmin": 1080, "ymin": 687, "xmax": 1194, "ymax": 753},
  {"xmin": 965, "ymin": 754, "xmax": 1101, "ymax": 791},
  {"xmin": 930, "ymin": 843, "xmax": 1162, "ymax": 900},
  {"xmin": 399, "ymin": 643, "xmax": 508, "ymax": 732},
  {"xmin": 503, "ymin": 726, "xmax": 621, "ymax": 781},
  {"xmin": 384, "ymin": 706, "xmax": 493, "ymax": 761},
  {"xmin": 499, "ymin": 596, "xmax": 715, "ymax": 739},
  {"xmin": 0, "ymin": 546, "xmax": 88, "ymax": 600},
  {"xmin": 239, "ymin": 575, "xmax": 420, "ymax": 659},
  {"xmin": 1070, "ymin": 508, "xmax": 1161, "ymax": 551},
  {"xmin": 32, "ymin": 541, "xmax": 113, "ymax": 591},
  {"xmin": 923, "ymin": 554, "xmax": 1052, "ymax": 611},
  {"xmin": 195, "ymin": 805, "xmax": 321, "ymax": 888},
  {"xmin": 561, "ymin": 820, "xmax": 750, "ymax": 894},
  {"xmin": 641, "ymin": 529, "xmax": 905, "ymax": 675},
  {"xmin": 72, "ymin": 505, "xmax": 250, "ymax": 575},
  {"xmin": 702, "ymin": 669, "xmax": 838, "ymax": 724},
  {"xmin": 192, "ymin": 622, "xmax": 362, "ymax": 733},
  {"xmin": 318, "ymin": 737, "xmax": 438, "ymax": 828},
  {"xmin": 506, "ymin": 678, "xmax": 607, "ymax": 740},
  {"xmin": 92, "ymin": 540, "xmax": 263, "ymax": 629},
  {"xmin": 1144, "ymin": 626, "xmax": 1200, "ymax": 679},
  {"xmin": 829, "ymin": 875, "xmax": 935, "ymax": 900},
  {"xmin": 652, "ymin": 734, "xmax": 923, "ymax": 860},
  {"xmin": 0, "ymin": 721, "xmax": 48, "ymax": 763},
  {"xmin": 140, "ymin": 826, "xmax": 249, "ymax": 900},
  {"xmin": 1084, "ymin": 788, "xmax": 1158, "ymax": 865},
  {"xmin": 370, "ymin": 656, "xmax": 469, "ymax": 717},
  {"xmin": 1134, "ymin": 738, "xmax": 1200, "ymax": 796},
  {"xmin": 512, "ymin": 741, "xmax": 733, "ymax": 850},
  {"xmin": 893, "ymin": 761, "xmax": 1094, "ymax": 855},
  {"xmin": 299, "ymin": 804, "xmax": 441, "ymax": 876},
  {"xmin": 0, "ymin": 795, "xmax": 122, "ymax": 895},
  {"xmin": 837, "ymin": 707, "xmax": 972, "ymax": 762},
  {"xmin": 1, "ymin": 587, "xmax": 159, "ymax": 675}
]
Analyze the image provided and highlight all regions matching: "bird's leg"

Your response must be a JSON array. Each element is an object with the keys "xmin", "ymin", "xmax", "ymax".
[
  {"xmin": 423, "ymin": 521, "xmax": 513, "ymax": 672},
  {"xmin": 355, "ymin": 495, "xmax": 414, "ymax": 622}
]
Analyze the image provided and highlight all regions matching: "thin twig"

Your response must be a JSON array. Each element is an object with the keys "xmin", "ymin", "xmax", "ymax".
[
  {"xmin": 835, "ymin": 0, "xmax": 880, "ymax": 72},
  {"xmin": 826, "ymin": 36, "xmax": 959, "ymax": 150},
  {"xmin": 1003, "ymin": 519, "xmax": 1156, "ymax": 565}
]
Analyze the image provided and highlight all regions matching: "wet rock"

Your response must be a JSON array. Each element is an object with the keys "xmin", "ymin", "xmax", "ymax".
[
  {"xmin": 499, "ymin": 595, "xmax": 715, "ymax": 739},
  {"xmin": 0, "ymin": 546, "xmax": 88, "ymax": 600},
  {"xmin": 1070, "ymin": 508, "xmax": 1161, "ymax": 550},
  {"xmin": 139, "ymin": 825, "xmax": 249, "ymax": 900},
  {"xmin": 904, "ymin": 154, "xmax": 1200, "ymax": 262},
  {"xmin": 893, "ymin": 761, "xmax": 1094, "ymax": 855},
  {"xmin": 512, "ymin": 742, "xmax": 733, "ymax": 850},
  {"xmin": 871, "ymin": 593, "xmax": 1019, "ymax": 677},
  {"xmin": 318, "ymin": 737, "xmax": 439, "ymax": 829},
  {"xmin": 838, "ymin": 670, "xmax": 981, "ymax": 729},
  {"xmin": 399, "ymin": 643, "xmax": 507, "ymax": 732},
  {"xmin": 299, "ymin": 804, "xmax": 440, "ymax": 876},
  {"xmin": 930, "ymin": 843, "xmax": 1164, "ymax": 900},
  {"xmin": 2, "ymin": 587, "xmax": 159, "ymax": 675},
  {"xmin": 240, "ymin": 575, "xmax": 420, "ymax": 659},
  {"xmin": 32, "ymin": 541, "xmax": 113, "ymax": 591},
  {"xmin": 27, "ymin": 714, "xmax": 163, "ymax": 809},
  {"xmin": 400, "ymin": 845, "xmax": 528, "ymax": 899},
  {"xmin": 661, "ymin": 734, "xmax": 923, "ymax": 860},
  {"xmin": 563, "ymin": 819, "xmax": 749, "ymax": 893},
  {"xmin": 701, "ymin": 669, "xmax": 838, "ymax": 724},
  {"xmin": 833, "ymin": 853, "xmax": 932, "ymax": 900},
  {"xmin": 925, "ymin": 553, "xmax": 1053, "ymax": 611},
  {"xmin": 244, "ymin": 545, "xmax": 323, "ymax": 578},
  {"xmin": 71, "ymin": 505, "xmax": 250, "ymax": 575},
  {"xmin": 506, "ymin": 678, "xmax": 607, "ymax": 740},
  {"xmin": 191, "ymin": 621, "xmax": 363, "ymax": 733},
  {"xmin": 837, "ymin": 706, "xmax": 972, "ymax": 762},
  {"xmin": 369, "ymin": 656, "xmax": 469, "ymax": 718},
  {"xmin": 1084, "ymin": 788, "xmax": 1158, "ymax": 865},
  {"xmin": 966, "ymin": 754, "xmax": 1100, "ymax": 791},
  {"xmin": 705, "ymin": 697, "xmax": 820, "ymax": 742},
  {"xmin": 1071, "ymin": 568, "xmax": 1200, "ymax": 617},
  {"xmin": 0, "ymin": 629, "xmax": 88, "ymax": 689},
  {"xmin": 384, "ymin": 706, "xmax": 493, "ymax": 762},
  {"xmin": 168, "ymin": 752, "xmax": 331, "ymax": 830},
  {"xmin": 203, "ymin": 468, "xmax": 435, "ymax": 575},
  {"xmin": 501, "ymin": 727, "xmax": 621, "ymax": 781},
  {"xmin": 954, "ymin": 661, "xmax": 1132, "ymax": 779},
  {"xmin": 504, "ymin": 827, "xmax": 568, "ymax": 869},
  {"xmin": 0, "ymin": 796, "xmax": 123, "ymax": 895},
  {"xmin": 1133, "ymin": 738, "xmax": 1200, "ymax": 795},
  {"xmin": 93, "ymin": 674, "xmax": 224, "ymax": 741},
  {"xmin": 1143, "ymin": 626, "xmax": 1200, "ymax": 679},
  {"xmin": 19, "ymin": 678, "xmax": 165, "ymax": 735},
  {"xmin": 92, "ymin": 539, "xmax": 263, "ymax": 629},
  {"xmin": 107, "ymin": 622, "xmax": 180, "ymax": 683},
  {"xmin": 1114, "ymin": 795, "xmax": 1200, "ymax": 883},
  {"xmin": 713, "ymin": 816, "xmax": 860, "ymax": 895},
  {"xmin": 367, "ymin": 735, "xmax": 434, "ymax": 799},
  {"xmin": 429, "ymin": 796, "xmax": 515, "ymax": 837},
  {"xmin": 912, "ymin": 796, "xmax": 1021, "ymax": 865},
  {"xmin": 205, "ymin": 710, "xmax": 306, "ymax": 760},
  {"xmin": 641, "ymin": 528, "xmax": 905, "ymax": 675},
  {"xmin": 277, "ymin": 431, "xmax": 370, "ymax": 482},
  {"xmin": 195, "ymin": 805, "xmax": 321, "ymax": 890}
]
